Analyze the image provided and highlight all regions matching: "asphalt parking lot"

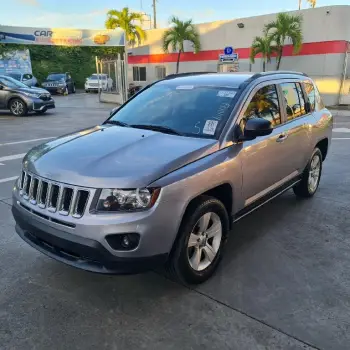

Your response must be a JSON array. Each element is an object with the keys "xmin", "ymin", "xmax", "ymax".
[{"xmin": 1, "ymin": 94, "xmax": 350, "ymax": 350}]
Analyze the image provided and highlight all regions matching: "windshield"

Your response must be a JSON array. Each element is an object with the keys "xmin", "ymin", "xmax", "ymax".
[
  {"xmin": 109, "ymin": 82, "xmax": 237, "ymax": 139},
  {"xmin": 47, "ymin": 74, "xmax": 65, "ymax": 81},
  {"xmin": 0, "ymin": 76, "xmax": 28, "ymax": 88},
  {"xmin": 89, "ymin": 75, "xmax": 107, "ymax": 80},
  {"xmin": 7, "ymin": 73, "xmax": 22, "ymax": 81}
]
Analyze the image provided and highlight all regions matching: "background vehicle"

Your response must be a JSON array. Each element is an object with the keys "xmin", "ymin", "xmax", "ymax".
[
  {"xmin": 128, "ymin": 83, "xmax": 142, "ymax": 99},
  {"xmin": 85, "ymin": 74, "xmax": 113, "ymax": 92},
  {"xmin": 6, "ymin": 72, "xmax": 38, "ymax": 87},
  {"xmin": 12, "ymin": 72, "xmax": 332, "ymax": 284},
  {"xmin": 0, "ymin": 75, "xmax": 54, "ymax": 116},
  {"xmin": 42, "ymin": 72, "xmax": 75, "ymax": 95}
]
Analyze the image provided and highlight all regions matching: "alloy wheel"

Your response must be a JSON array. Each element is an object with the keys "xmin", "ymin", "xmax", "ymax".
[
  {"xmin": 11, "ymin": 101, "xmax": 24, "ymax": 115},
  {"xmin": 187, "ymin": 212, "xmax": 222, "ymax": 271},
  {"xmin": 308, "ymin": 154, "xmax": 321, "ymax": 193}
]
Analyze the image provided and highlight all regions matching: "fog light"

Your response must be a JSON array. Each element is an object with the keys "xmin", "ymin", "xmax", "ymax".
[
  {"xmin": 122, "ymin": 235, "xmax": 130, "ymax": 248},
  {"xmin": 105, "ymin": 233, "xmax": 140, "ymax": 251}
]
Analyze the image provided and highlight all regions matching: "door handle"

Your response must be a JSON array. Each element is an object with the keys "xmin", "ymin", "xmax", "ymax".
[{"xmin": 276, "ymin": 133, "xmax": 288, "ymax": 143}]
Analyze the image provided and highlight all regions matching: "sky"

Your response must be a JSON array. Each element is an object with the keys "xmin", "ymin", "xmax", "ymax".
[{"xmin": 0, "ymin": 0, "xmax": 348, "ymax": 29}]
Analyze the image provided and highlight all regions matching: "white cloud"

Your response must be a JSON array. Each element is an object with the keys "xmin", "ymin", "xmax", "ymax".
[{"xmin": 16, "ymin": 0, "xmax": 40, "ymax": 6}]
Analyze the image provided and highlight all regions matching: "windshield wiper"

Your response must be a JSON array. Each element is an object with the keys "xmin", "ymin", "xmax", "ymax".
[
  {"xmin": 130, "ymin": 124, "xmax": 183, "ymax": 136},
  {"xmin": 104, "ymin": 120, "xmax": 129, "ymax": 127}
]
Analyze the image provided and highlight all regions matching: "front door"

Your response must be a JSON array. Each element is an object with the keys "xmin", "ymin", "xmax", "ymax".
[
  {"xmin": 239, "ymin": 83, "xmax": 296, "ymax": 206},
  {"xmin": 0, "ymin": 78, "xmax": 7, "ymax": 108}
]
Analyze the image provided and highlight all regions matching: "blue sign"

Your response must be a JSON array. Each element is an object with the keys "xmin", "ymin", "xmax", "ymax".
[{"xmin": 224, "ymin": 47, "xmax": 234, "ymax": 55}]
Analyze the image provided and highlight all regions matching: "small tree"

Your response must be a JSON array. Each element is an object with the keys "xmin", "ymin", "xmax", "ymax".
[
  {"xmin": 162, "ymin": 16, "xmax": 201, "ymax": 73},
  {"xmin": 105, "ymin": 7, "xmax": 147, "ymax": 46},
  {"xmin": 264, "ymin": 12, "xmax": 303, "ymax": 70},
  {"xmin": 250, "ymin": 35, "xmax": 278, "ymax": 72}
]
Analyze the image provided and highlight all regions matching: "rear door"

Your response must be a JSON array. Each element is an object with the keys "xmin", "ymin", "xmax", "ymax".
[
  {"xmin": 276, "ymin": 81, "xmax": 313, "ymax": 174},
  {"xmin": 0, "ymin": 77, "xmax": 7, "ymax": 108}
]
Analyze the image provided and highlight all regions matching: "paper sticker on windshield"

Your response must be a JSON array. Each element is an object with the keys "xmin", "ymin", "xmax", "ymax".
[
  {"xmin": 217, "ymin": 90, "xmax": 236, "ymax": 98},
  {"xmin": 176, "ymin": 85, "xmax": 194, "ymax": 90},
  {"xmin": 203, "ymin": 120, "xmax": 218, "ymax": 135}
]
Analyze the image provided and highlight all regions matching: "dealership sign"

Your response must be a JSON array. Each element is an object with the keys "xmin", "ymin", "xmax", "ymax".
[
  {"xmin": 219, "ymin": 47, "xmax": 239, "ymax": 62},
  {"xmin": 0, "ymin": 25, "xmax": 125, "ymax": 47}
]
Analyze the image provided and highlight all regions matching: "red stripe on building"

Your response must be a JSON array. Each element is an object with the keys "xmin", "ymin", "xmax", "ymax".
[{"xmin": 128, "ymin": 40, "xmax": 348, "ymax": 64}]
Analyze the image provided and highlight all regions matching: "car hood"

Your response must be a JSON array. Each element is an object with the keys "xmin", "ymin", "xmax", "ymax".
[
  {"xmin": 17, "ymin": 87, "xmax": 49, "ymax": 94},
  {"xmin": 24, "ymin": 125, "xmax": 219, "ymax": 188}
]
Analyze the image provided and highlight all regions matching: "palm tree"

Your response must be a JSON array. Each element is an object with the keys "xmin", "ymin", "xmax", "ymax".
[
  {"xmin": 264, "ymin": 13, "xmax": 303, "ymax": 70},
  {"xmin": 162, "ymin": 16, "xmax": 201, "ymax": 73},
  {"xmin": 250, "ymin": 35, "xmax": 278, "ymax": 72},
  {"xmin": 105, "ymin": 7, "xmax": 147, "ymax": 46}
]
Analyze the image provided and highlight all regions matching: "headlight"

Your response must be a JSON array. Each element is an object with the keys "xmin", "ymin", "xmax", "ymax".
[
  {"xmin": 21, "ymin": 91, "xmax": 40, "ymax": 98},
  {"xmin": 96, "ymin": 188, "xmax": 160, "ymax": 212}
]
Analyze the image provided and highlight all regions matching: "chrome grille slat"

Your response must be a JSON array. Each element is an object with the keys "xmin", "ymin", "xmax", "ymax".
[{"xmin": 18, "ymin": 171, "xmax": 90, "ymax": 219}]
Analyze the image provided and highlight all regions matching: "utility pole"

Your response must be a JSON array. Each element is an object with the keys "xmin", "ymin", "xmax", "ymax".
[{"xmin": 152, "ymin": 0, "xmax": 157, "ymax": 29}]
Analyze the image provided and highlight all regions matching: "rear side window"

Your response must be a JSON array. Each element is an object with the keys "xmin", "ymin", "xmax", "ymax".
[
  {"xmin": 243, "ymin": 84, "xmax": 281, "ymax": 127},
  {"xmin": 304, "ymin": 82, "xmax": 315, "ymax": 111},
  {"xmin": 280, "ymin": 82, "xmax": 306, "ymax": 120}
]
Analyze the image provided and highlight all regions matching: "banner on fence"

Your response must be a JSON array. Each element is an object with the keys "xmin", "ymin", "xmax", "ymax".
[{"xmin": 0, "ymin": 25, "xmax": 125, "ymax": 47}]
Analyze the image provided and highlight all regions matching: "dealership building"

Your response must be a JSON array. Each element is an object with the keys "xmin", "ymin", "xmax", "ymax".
[{"xmin": 127, "ymin": 5, "xmax": 350, "ymax": 106}]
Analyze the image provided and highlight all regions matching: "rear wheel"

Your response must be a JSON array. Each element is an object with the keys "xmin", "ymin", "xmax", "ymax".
[
  {"xmin": 9, "ymin": 99, "xmax": 28, "ymax": 117},
  {"xmin": 167, "ymin": 196, "xmax": 229, "ymax": 285},
  {"xmin": 293, "ymin": 148, "xmax": 323, "ymax": 198}
]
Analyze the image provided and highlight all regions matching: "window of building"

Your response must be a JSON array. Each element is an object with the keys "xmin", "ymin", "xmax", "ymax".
[
  {"xmin": 133, "ymin": 66, "xmax": 147, "ymax": 81},
  {"xmin": 155, "ymin": 66, "xmax": 166, "ymax": 80},
  {"xmin": 280, "ymin": 82, "xmax": 306, "ymax": 120},
  {"xmin": 242, "ymin": 84, "xmax": 281, "ymax": 127}
]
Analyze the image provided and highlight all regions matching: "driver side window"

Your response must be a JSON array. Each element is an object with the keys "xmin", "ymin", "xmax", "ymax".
[{"xmin": 242, "ymin": 84, "xmax": 281, "ymax": 128}]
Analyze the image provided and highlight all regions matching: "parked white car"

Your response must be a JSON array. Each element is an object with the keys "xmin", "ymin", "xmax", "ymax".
[
  {"xmin": 6, "ymin": 72, "xmax": 38, "ymax": 87},
  {"xmin": 85, "ymin": 74, "xmax": 113, "ymax": 92}
]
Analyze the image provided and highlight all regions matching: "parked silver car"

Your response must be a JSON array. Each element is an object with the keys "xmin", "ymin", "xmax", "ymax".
[
  {"xmin": 6, "ymin": 72, "xmax": 38, "ymax": 87},
  {"xmin": 12, "ymin": 71, "xmax": 332, "ymax": 284}
]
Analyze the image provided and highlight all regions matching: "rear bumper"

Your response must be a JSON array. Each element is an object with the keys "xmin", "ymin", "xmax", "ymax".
[{"xmin": 12, "ymin": 205, "xmax": 167, "ymax": 274}]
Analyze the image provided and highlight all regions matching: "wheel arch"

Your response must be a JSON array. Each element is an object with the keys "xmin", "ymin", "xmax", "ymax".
[{"xmin": 315, "ymin": 138, "xmax": 329, "ymax": 161}]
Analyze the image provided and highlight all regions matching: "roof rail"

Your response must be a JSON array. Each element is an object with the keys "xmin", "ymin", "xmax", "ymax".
[
  {"xmin": 164, "ymin": 72, "xmax": 216, "ymax": 80},
  {"xmin": 251, "ymin": 71, "xmax": 309, "ymax": 80}
]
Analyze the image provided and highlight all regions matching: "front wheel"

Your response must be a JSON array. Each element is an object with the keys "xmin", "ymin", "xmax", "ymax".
[
  {"xmin": 293, "ymin": 148, "xmax": 323, "ymax": 198},
  {"xmin": 167, "ymin": 196, "xmax": 229, "ymax": 284},
  {"xmin": 72, "ymin": 84, "xmax": 76, "ymax": 93},
  {"xmin": 9, "ymin": 99, "xmax": 28, "ymax": 117}
]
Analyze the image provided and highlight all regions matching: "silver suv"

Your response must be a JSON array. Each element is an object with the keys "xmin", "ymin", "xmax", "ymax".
[{"xmin": 12, "ymin": 72, "xmax": 333, "ymax": 284}]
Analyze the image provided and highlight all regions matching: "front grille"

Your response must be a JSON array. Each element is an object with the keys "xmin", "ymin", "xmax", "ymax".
[
  {"xmin": 39, "ymin": 94, "xmax": 51, "ymax": 101},
  {"xmin": 19, "ymin": 171, "xmax": 90, "ymax": 219}
]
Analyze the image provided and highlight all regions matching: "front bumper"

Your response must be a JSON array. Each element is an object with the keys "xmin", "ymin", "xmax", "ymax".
[
  {"xmin": 12, "ymin": 204, "xmax": 167, "ymax": 274},
  {"xmin": 42, "ymin": 86, "xmax": 66, "ymax": 94}
]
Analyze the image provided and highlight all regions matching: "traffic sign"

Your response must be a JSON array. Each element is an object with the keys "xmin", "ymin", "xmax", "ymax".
[{"xmin": 224, "ymin": 46, "xmax": 233, "ymax": 55}]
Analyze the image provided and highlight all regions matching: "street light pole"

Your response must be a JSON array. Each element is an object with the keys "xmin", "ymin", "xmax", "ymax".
[{"xmin": 152, "ymin": 0, "xmax": 157, "ymax": 29}]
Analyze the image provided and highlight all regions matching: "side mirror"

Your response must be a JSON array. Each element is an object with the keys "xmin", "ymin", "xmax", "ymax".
[
  {"xmin": 239, "ymin": 118, "xmax": 273, "ymax": 141},
  {"xmin": 110, "ymin": 106, "xmax": 120, "ymax": 116}
]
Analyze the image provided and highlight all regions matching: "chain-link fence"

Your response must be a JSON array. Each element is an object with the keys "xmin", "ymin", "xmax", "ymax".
[{"xmin": 96, "ymin": 53, "xmax": 128, "ymax": 104}]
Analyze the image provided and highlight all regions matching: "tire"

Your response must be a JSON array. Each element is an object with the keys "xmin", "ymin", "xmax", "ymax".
[
  {"xmin": 72, "ymin": 84, "xmax": 76, "ymax": 93},
  {"xmin": 85, "ymin": 90, "xmax": 89, "ymax": 93},
  {"xmin": 166, "ymin": 195, "xmax": 229, "ymax": 285},
  {"xmin": 9, "ymin": 98, "xmax": 28, "ymax": 117},
  {"xmin": 293, "ymin": 148, "xmax": 323, "ymax": 198}
]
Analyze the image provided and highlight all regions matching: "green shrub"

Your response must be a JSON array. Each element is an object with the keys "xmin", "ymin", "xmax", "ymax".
[{"xmin": 0, "ymin": 44, "xmax": 124, "ymax": 88}]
